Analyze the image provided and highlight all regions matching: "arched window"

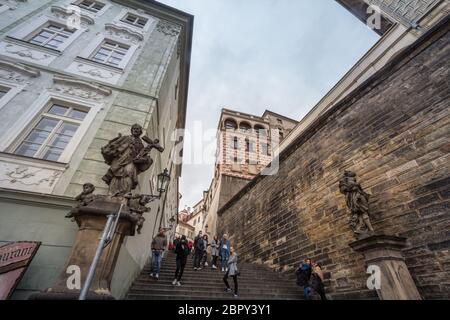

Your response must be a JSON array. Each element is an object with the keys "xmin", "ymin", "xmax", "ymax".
[
  {"xmin": 239, "ymin": 122, "xmax": 251, "ymax": 133},
  {"xmin": 224, "ymin": 119, "xmax": 237, "ymax": 130}
]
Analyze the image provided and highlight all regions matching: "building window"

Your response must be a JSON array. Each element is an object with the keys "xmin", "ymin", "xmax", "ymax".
[
  {"xmin": 261, "ymin": 143, "xmax": 270, "ymax": 156},
  {"xmin": 0, "ymin": 87, "xmax": 9, "ymax": 100},
  {"xmin": 279, "ymin": 131, "xmax": 284, "ymax": 140},
  {"xmin": 233, "ymin": 137, "xmax": 239, "ymax": 149},
  {"xmin": 121, "ymin": 13, "xmax": 148, "ymax": 28},
  {"xmin": 27, "ymin": 23, "xmax": 75, "ymax": 50},
  {"xmin": 246, "ymin": 139, "xmax": 254, "ymax": 152},
  {"xmin": 77, "ymin": 0, "xmax": 105, "ymax": 13},
  {"xmin": 239, "ymin": 122, "xmax": 251, "ymax": 133},
  {"xmin": 277, "ymin": 118, "xmax": 283, "ymax": 125},
  {"xmin": 90, "ymin": 40, "xmax": 130, "ymax": 67},
  {"xmin": 254, "ymin": 125, "xmax": 266, "ymax": 137},
  {"xmin": 224, "ymin": 119, "xmax": 237, "ymax": 130},
  {"xmin": 14, "ymin": 103, "xmax": 87, "ymax": 162}
]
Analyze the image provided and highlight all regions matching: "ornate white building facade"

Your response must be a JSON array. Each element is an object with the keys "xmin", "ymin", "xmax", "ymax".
[{"xmin": 0, "ymin": 0, "xmax": 192, "ymax": 299}]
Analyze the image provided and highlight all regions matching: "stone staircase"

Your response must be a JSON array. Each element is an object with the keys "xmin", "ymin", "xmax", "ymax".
[{"xmin": 126, "ymin": 251, "xmax": 304, "ymax": 300}]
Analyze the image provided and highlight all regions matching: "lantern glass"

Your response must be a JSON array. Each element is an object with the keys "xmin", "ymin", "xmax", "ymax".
[{"xmin": 157, "ymin": 168, "xmax": 170, "ymax": 194}]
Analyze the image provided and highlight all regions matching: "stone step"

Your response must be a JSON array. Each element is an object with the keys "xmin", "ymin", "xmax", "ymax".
[
  {"xmin": 126, "ymin": 292, "xmax": 302, "ymax": 300},
  {"xmin": 126, "ymin": 253, "xmax": 304, "ymax": 300},
  {"xmin": 129, "ymin": 284, "xmax": 302, "ymax": 295},
  {"xmin": 135, "ymin": 276, "xmax": 298, "ymax": 288},
  {"xmin": 133, "ymin": 279, "xmax": 299, "ymax": 288}
]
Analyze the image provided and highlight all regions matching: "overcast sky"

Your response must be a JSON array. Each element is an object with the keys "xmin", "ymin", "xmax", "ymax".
[{"xmin": 158, "ymin": 0, "xmax": 380, "ymax": 210}]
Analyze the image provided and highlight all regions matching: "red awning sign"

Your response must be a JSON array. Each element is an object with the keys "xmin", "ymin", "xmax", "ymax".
[{"xmin": 0, "ymin": 241, "xmax": 41, "ymax": 300}]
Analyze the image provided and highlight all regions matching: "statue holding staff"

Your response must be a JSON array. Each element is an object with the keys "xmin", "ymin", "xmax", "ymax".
[{"xmin": 101, "ymin": 124, "xmax": 164, "ymax": 196}]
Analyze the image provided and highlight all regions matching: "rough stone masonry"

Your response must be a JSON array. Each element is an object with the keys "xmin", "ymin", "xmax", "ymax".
[{"xmin": 218, "ymin": 16, "xmax": 450, "ymax": 299}]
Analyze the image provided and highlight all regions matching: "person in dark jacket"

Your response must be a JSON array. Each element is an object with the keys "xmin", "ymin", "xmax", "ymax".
[
  {"xmin": 200, "ymin": 234, "xmax": 209, "ymax": 267},
  {"xmin": 193, "ymin": 233, "xmax": 205, "ymax": 270},
  {"xmin": 172, "ymin": 235, "xmax": 190, "ymax": 286},
  {"xmin": 296, "ymin": 258, "xmax": 312, "ymax": 300},
  {"xmin": 192, "ymin": 231, "xmax": 202, "ymax": 268},
  {"xmin": 311, "ymin": 262, "xmax": 327, "ymax": 300}
]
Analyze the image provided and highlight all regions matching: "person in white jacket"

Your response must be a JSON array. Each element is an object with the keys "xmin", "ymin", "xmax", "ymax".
[{"xmin": 223, "ymin": 246, "xmax": 239, "ymax": 298}]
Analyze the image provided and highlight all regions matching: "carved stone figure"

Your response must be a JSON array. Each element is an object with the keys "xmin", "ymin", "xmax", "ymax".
[
  {"xmin": 339, "ymin": 171, "xmax": 375, "ymax": 237},
  {"xmin": 101, "ymin": 124, "xmax": 164, "ymax": 196},
  {"xmin": 126, "ymin": 194, "xmax": 153, "ymax": 234},
  {"xmin": 65, "ymin": 183, "xmax": 95, "ymax": 218}
]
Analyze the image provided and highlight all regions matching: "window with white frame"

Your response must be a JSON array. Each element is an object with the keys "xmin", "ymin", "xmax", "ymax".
[
  {"xmin": 14, "ymin": 103, "xmax": 88, "ymax": 162},
  {"xmin": 121, "ymin": 13, "xmax": 148, "ymax": 28},
  {"xmin": 90, "ymin": 40, "xmax": 130, "ymax": 67},
  {"xmin": 77, "ymin": 0, "xmax": 105, "ymax": 13},
  {"xmin": 26, "ymin": 22, "xmax": 75, "ymax": 50}
]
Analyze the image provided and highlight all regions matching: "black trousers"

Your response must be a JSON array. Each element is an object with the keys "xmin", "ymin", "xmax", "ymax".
[
  {"xmin": 212, "ymin": 255, "xmax": 218, "ymax": 266},
  {"xmin": 200, "ymin": 251, "xmax": 208, "ymax": 266},
  {"xmin": 315, "ymin": 285, "xmax": 327, "ymax": 300},
  {"xmin": 175, "ymin": 257, "xmax": 187, "ymax": 281},
  {"xmin": 223, "ymin": 271, "xmax": 238, "ymax": 294},
  {"xmin": 193, "ymin": 250, "xmax": 203, "ymax": 268}
]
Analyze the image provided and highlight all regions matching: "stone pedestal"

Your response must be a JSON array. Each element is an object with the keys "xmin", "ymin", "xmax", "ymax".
[
  {"xmin": 349, "ymin": 234, "xmax": 421, "ymax": 300},
  {"xmin": 29, "ymin": 197, "xmax": 138, "ymax": 300}
]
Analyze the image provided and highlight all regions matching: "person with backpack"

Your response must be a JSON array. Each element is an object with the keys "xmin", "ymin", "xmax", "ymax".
[
  {"xmin": 311, "ymin": 262, "xmax": 327, "ymax": 300},
  {"xmin": 296, "ymin": 258, "xmax": 312, "ymax": 300},
  {"xmin": 172, "ymin": 235, "xmax": 190, "ymax": 286}
]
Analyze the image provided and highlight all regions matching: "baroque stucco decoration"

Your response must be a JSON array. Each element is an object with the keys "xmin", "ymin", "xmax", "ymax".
[
  {"xmin": 51, "ymin": 5, "xmax": 95, "ymax": 26},
  {"xmin": 76, "ymin": 64, "xmax": 115, "ymax": 79},
  {"xmin": 105, "ymin": 23, "xmax": 144, "ymax": 44},
  {"xmin": 51, "ymin": 75, "xmax": 112, "ymax": 101},
  {"xmin": 0, "ymin": 164, "xmax": 62, "ymax": 191},
  {"xmin": 156, "ymin": 20, "xmax": 181, "ymax": 37},
  {"xmin": 2, "ymin": 0, "xmax": 28, "ymax": 10},
  {"xmin": 5, "ymin": 44, "xmax": 51, "ymax": 61},
  {"xmin": 0, "ymin": 60, "xmax": 40, "ymax": 83}
]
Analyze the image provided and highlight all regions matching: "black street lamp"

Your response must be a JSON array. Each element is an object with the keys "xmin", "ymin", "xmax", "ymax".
[{"xmin": 157, "ymin": 168, "xmax": 171, "ymax": 196}]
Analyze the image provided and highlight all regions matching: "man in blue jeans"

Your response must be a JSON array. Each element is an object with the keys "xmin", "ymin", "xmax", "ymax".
[
  {"xmin": 219, "ymin": 234, "xmax": 231, "ymax": 272},
  {"xmin": 296, "ymin": 258, "xmax": 312, "ymax": 300},
  {"xmin": 150, "ymin": 228, "xmax": 167, "ymax": 279}
]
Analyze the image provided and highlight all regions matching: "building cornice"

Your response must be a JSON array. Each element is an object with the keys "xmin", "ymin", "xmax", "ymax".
[{"xmin": 0, "ymin": 188, "xmax": 75, "ymax": 209}]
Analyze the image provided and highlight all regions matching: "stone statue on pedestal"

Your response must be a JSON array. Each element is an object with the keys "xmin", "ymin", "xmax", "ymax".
[
  {"xmin": 101, "ymin": 123, "xmax": 164, "ymax": 196},
  {"xmin": 339, "ymin": 170, "xmax": 375, "ymax": 238},
  {"xmin": 31, "ymin": 124, "xmax": 166, "ymax": 300}
]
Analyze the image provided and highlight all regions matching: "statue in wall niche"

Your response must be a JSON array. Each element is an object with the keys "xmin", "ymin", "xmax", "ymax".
[
  {"xmin": 101, "ymin": 123, "xmax": 164, "ymax": 196},
  {"xmin": 125, "ymin": 193, "xmax": 153, "ymax": 234},
  {"xmin": 65, "ymin": 183, "xmax": 96, "ymax": 218},
  {"xmin": 339, "ymin": 171, "xmax": 375, "ymax": 238}
]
